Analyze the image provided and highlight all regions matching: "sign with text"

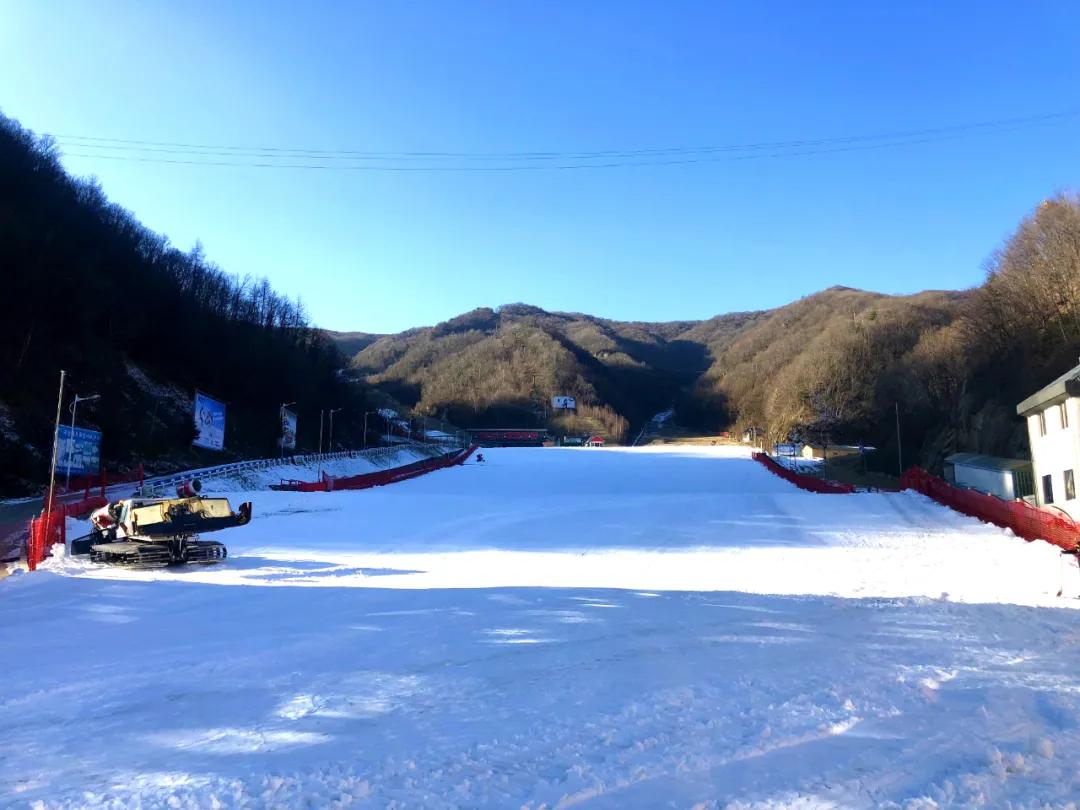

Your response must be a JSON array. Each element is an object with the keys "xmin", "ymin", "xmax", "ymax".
[
  {"xmin": 192, "ymin": 392, "xmax": 226, "ymax": 450},
  {"xmin": 551, "ymin": 396, "xmax": 577, "ymax": 410},
  {"xmin": 57, "ymin": 425, "xmax": 101, "ymax": 477},
  {"xmin": 280, "ymin": 407, "xmax": 297, "ymax": 451}
]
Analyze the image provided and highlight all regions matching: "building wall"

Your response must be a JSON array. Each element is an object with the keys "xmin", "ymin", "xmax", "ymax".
[
  {"xmin": 953, "ymin": 464, "xmax": 1015, "ymax": 500},
  {"xmin": 1026, "ymin": 396, "xmax": 1080, "ymax": 520}
]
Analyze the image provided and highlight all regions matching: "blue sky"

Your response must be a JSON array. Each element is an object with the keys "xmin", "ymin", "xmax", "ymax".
[{"xmin": 2, "ymin": 2, "xmax": 1078, "ymax": 333}]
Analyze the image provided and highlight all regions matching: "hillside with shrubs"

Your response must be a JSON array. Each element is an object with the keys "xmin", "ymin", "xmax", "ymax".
[
  {"xmin": 344, "ymin": 194, "xmax": 1080, "ymax": 474},
  {"xmin": 0, "ymin": 113, "xmax": 370, "ymax": 493}
]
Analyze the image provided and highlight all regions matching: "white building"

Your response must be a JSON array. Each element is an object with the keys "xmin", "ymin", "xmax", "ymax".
[
  {"xmin": 943, "ymin": 453, "xmax": 1034, "ymax": 501},
  {"xmin": 1017, "ymin": 362, "xmax": 1080, "ymax": 519}
]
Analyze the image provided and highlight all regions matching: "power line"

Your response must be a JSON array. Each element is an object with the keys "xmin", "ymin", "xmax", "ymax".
[
  {"xmin": 53, "ymin": 108, "xmax": 1080, "ymax": 172},
  {"xmin": 57, "ymin": 129, "xmax": 1064, "ymax": 172},
  {"xmin": 51, "ymin": 108, "xmax": 1080, "ymax": 159}
]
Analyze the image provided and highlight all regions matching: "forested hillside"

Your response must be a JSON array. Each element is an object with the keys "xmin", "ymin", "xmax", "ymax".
[
  {"xmin": 0, "ymin": 113, "xmax": 368, "ymax": 493},
  {"xmin": 691, "ymin": 196, "xmax": 1080, "ymax": 471},
  {"xmin": 6, "ymin": 101, "xmax": 1078, "ymax": 491},
  {"xmin": 342, "ymin": 193, "xmax": 1080, "ymax": 474},
  {"xmin": 340, "ymin": 304, "xmax": 731, "ymax": 441}
]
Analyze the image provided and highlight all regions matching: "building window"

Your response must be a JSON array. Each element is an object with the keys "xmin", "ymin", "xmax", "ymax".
[
  {"xmin": 1043, "ymin": 474, "xmax": 1055, "ymax": 504},
  {"xmin": 1013, "ymin": 468, "xmax": 1035, "ymax": 499},
  {"xmin": 1062, "ymin": 403, "xmax": 1070, "ymax": 429},
  {"xmin": 1039, "ymin": 411, "xmax": 1047, "ymax": 436},
  {"xmin": 1067, "ymin": 470, "xmax": 1076, "ymax": 501}
]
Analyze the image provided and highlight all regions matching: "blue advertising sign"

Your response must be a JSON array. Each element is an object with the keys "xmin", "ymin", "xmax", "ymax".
[
  {"xmin": 57, "ymin": 425, "xmax": 102, "ymax": 477},
  {"xmin": 193, "ymin": 392, "xmax": 226, "ymax": 450},
  {"xmin": 280, "ymin": 407, "xmax": 297, "ymax": 451}
]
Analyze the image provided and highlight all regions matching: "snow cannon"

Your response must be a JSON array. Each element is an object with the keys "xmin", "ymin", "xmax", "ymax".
[{"xmin": 175, "ymin": 479, "xmax": 203, "ymax": 498}]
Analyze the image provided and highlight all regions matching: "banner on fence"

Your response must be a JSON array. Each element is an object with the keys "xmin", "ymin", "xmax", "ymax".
[
  {"xmin": 193, "ymin": 392, "xmax": 226, "ymax": 450},
  {"xmin": 280, "ymin": 407, "xmax": 297, "ymax": 451},
  {"xmin": 57, "ymin": 425, "xmax": 101, "ymax": 477}
]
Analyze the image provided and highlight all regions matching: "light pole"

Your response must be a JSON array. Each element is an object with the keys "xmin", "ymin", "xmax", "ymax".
[
  {"xmin": 318, "ymin": 409, "xmax": 325, "ymax": 455},
  {"xmin": 65, "ymin": 392, "xmax": 100, "ymax": 491},
  {"xmin": 363, "ymin": 410, "xmax": 377, "ymax": 450},
  {"xmin": 279, "ymin": 401, "xmax": 296, "ymax": 458},
  {"xmin": 327, "ymin": 408, "xmax": 343, "ymax": 453},
  {"xmin": 315, "ymin": 408, "xmax": 334, "ymax": 486},
  {"xmin": 44, "ymin": 370, "xmax": 66, "ymax": 534},
  {"xmin": 895, "ymin": 402, "xmax": 903, "ymax": 478}
]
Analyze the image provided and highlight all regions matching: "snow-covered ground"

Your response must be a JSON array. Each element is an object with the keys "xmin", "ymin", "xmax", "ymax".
[{"xmin": 4, "ymin": 446, "xmax": 1080, "ymax": 807}]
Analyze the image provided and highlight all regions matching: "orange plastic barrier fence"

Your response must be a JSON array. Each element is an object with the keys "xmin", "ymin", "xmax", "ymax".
[
  {"xmin": 901, "ymin": 467, "xmax": 1079, "ymax": 551},
  {"xmin": 751, "ymin": 452, "xmax": 855, "ymax": 494}
]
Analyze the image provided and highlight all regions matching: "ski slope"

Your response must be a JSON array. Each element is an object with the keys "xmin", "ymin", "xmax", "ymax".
[{"xmin": 4, "ymin": 446, "xmax": 1080, "ymax": 807}]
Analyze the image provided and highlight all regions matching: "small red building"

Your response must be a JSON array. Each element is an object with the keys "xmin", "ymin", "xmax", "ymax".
[{"xmin": 585, "ymin": 436, "xmax": 605, "ymax": 447}]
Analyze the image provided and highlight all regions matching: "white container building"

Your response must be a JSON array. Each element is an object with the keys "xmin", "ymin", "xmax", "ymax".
[
  {"xmin": 943, "ymin": 453, "xmax": 1034, "ymax": 501},
  {"xmin": 1017, "ymin": 361, "xmax": 1080, "ymax": 519}
]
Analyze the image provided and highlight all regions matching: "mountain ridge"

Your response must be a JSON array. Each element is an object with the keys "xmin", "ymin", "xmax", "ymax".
[{"xmin": 327, "ymin": 285, "xmax": 975, "ymax": 453}]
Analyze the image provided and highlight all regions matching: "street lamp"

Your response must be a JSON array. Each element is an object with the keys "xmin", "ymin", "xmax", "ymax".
[
  {"xmin": 279, "ymin": 401, "xmax": 296, "ymax": 458},
  {"xmin": 318, "ymin": 409, "xmax": 325, "ymax": 455},
  {"xmin": 363, "ymin": 410, "xmax": 378, "ymax": 450},
  {"xmin": 65, "ymin": 392, "xmax": 100, "ymax": 491},
  {"xmin": 327, "ymin": 408, "xmax": 343, "ymax": 453},
  {"xmin": 44, "ymin": 370, "xmax": 66, "ymax": 541}
]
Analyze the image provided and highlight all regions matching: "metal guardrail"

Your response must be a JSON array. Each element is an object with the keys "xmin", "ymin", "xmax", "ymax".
[
  {"xmin": 126, "ymin": 441, "xmax": 462, "ymax": 496},
  {"xmin": 0, "ymin": 441, "xmax": 462, "ymax": 567}
]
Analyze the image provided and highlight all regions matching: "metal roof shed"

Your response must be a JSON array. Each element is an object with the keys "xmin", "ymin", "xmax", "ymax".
[{"xmin": 943, "ymin": 453, "xmax": 1034, "ymax": 501}]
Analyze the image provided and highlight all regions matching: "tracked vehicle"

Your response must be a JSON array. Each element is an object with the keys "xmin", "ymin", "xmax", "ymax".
[{"xmin": 79, "ymin": 485, "xmax": 252, "ymax": 568}]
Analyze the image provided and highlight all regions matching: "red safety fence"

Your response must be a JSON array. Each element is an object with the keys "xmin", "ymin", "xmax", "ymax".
[
  {"xmin": 272, "ymin": 446, "xmax": 478, "ymax": 493},
  {"xmin": 23, "ymin": 493, "xmax": 108, "ymax": 571},
  {"xmin": 26, "ymin": 502, "xmax": 66, "ymax": 572},
  {"xmin": 61, "ymin": 464, "xmax": 144, "ymax": 495},
  {"xmin": 751, "ymin": 452, "xmax": 856, "ymax": 494},
  {"xmin": 272, "ymin": 479, "xmax": 328, "ymax": 493},
  {"xmin": 64, "ymin": 494, "xmax": 108, "ymax": 519},
  {"xmin": 901, "ymin": 467, "xmax": 1080, "ymax": 551}
]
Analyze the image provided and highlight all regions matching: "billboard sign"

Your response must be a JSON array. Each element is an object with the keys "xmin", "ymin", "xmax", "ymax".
[
  {"xmin": 57, "ymin": 425, "xmax": 101, "ymax": 477},
  {"xmin": 280, "ymin": 407, "xmax": 297, "ymax": 451},
  {"xmin": 551, "ymin": 396, "xmax": 576, "ymax": 410},
  {"xmin": 193, "ymin": 392, "xmax": 226, "ymax": 450}
]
